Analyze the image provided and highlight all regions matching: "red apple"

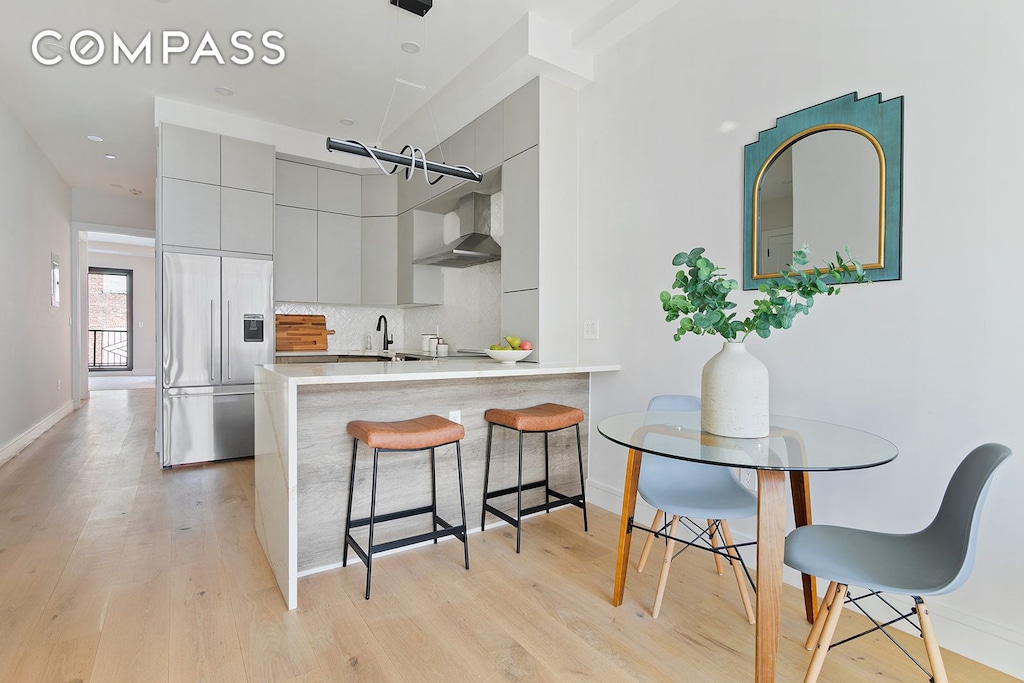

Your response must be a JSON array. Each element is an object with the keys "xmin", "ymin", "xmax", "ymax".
[{"xmin": 519, "ymin": 340, "xmax": 533, "ymax": 350}]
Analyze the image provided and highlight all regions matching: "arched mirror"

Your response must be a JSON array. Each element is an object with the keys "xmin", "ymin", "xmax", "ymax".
[{"xmin": 742, "ymin": 93, "xmax": 903, "ymax": 290}]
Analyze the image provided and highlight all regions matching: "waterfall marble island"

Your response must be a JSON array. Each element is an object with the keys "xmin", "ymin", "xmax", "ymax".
[{"xmin": 253, "ymin": 358, "xmax": 620, "ymax": 608}]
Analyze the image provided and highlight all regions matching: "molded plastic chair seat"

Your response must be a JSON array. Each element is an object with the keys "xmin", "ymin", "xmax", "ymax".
[
  {"xmin": 784, "ymin": 442, "xmax": 1012, "ymax": 683},
  {"xmin": 638, "ymin": 454, "xmax": 757, "ymax": 520}
]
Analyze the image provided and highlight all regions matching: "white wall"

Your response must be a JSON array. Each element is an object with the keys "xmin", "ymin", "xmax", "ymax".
[
  {"xmin": 577, "ymin": 0, "xmax": 1023, "ymax": 676},
  {"xmin": 86, "ymin": 243, "xmax": 156, "ymax": 374},
  {"xmin": 0, "ymin": 99, "xmax": 72, "ymax": 461}
]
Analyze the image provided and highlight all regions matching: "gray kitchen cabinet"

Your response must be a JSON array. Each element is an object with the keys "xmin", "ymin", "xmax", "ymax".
[
  {"xmin": 160, "ymin": 124, "xmax": 220, "ymax": 185},
  {"xmin": 276, "ymin": 160, "xmax": 317, "ymax": 209},
  {"xmin": 161, "ymin": 178, "xmax": 220, "ymax": 250},
  {"xmin": 360, "ymin": 217, "xmax": 398, "ymax": 305},
  {"xmin": 317, "ymin": 167, "xmax": 361, "ymax": 216},
  {"xmin": 274, "ymin": 206, "xmax": 318, "ymax": 302},
  {"xmin": 501, "ymin": 288, "xmax": 540, "ymax": 358},
  {"xmin": 221, "ymin": 187, "xmax": 274, "ymax": 255},
  {"xmin": 361, "ymin": 174, "xmax": 397, "ymax": 217},
  {"xmin": 317, "ymin": 212, "xmax": 361, "ymax": 304},
  {"xmin": 222, "ymin": 136, "xmax": 274, "ymax": 193},
  {"xmin": 500, "ymin": 145, "xmax": 540, "ymax": 293},
  {"xmin": 475, "ymin": 102, "xmax": 504, "ymax": 173},
  {"xmin": 428, "ymin": 122, "xmax": 475, "ymax": 199},
  {"xmin": 397, "ymin": 210, "xmax": 443, "ymax": 306},
  {"xmin": 503, "ymin": 78, "xmax": 539, "ymax": 161}
]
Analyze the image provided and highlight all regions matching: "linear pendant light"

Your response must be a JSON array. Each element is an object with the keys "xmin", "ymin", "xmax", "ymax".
[{"xmin": 325, "ymin": 138, "xmax": 483, "ymax": 184}]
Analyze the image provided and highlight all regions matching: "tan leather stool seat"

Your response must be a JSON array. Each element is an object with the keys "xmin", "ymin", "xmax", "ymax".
[
  {"xmin": 347, "ymin": 415, "xmax": 465, "ymax": 450},
  {"xmin": 484, "ymin": 403, "xmax": 584, "ymax": 432}
]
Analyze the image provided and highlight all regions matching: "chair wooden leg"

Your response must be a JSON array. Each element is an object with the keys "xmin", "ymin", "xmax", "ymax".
[
  {"xmin": 637, "ymin": 510, "xmax": 663, "ymax": 573},
  {"xmin": 707, "ymin": 519, "xmax": 724, "ymax": 575},
  {"xmin": 804, "ymin": 583, "xmax": 847, "ymax": 683},
  {"xmin": 916, "ymin": 596, "xmax": 948, "ymax": 683},
  {"xmin": 719, "ymin": 520, "xmax": 755, "ymax": 625},
  {"xmin": 652, "ymin": 515, "xmax": 679, "ymax": 618},
  {"xmin": 805, "ymin": 581, "xmax": 838, "ymax": 650}
]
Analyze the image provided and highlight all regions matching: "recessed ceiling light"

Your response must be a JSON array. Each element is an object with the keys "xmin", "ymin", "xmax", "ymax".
[
  {"xmin": 110, "ymin": 183, "xmax": 122, "ymax": 188},
  {"xmin": 340, "ymin": 118, "xmax": 356, "ymax": 126},
  {"xmin": 87, "ymin": 135, "xmax": 104, "ymax": 142},
  {"xmin": 400, "ymin": 41, "xmax": 421, "ymax": 54},
  {"xmin": 215, "ymin": 86, "xmax": 234, "ymax": 96},
  {"xmin": 105, "ymin": 153, "xmax": 117, "ymax": 160}
]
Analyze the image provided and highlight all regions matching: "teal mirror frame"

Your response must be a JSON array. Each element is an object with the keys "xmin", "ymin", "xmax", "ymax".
[{"xmin": 742, "ymin": 92, "xmax": 903, "ymax": 290}]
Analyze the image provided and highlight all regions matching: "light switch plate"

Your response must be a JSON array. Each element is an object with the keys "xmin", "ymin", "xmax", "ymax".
[{"xmin": 583, "ymin": 319, "xmax": 600, "ymax": 340}]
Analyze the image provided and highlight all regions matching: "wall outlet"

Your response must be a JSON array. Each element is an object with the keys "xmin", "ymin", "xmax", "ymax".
[
  {"xmin": 448, "ymin": 410, "xmax": 461, "ymax": 424},
  {"xmin": 583, "ymin": 319, "xmax": 600, "ymax": 339},
  {"xmin": 740, "ymin": 468, "xmax": 756, "ymax": 489},
  {"xmin": 56, "ymin": 378, "xmax": 61, "ymax": 390}
]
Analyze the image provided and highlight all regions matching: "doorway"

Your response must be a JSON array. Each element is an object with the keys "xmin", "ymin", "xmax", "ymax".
[{"xmin": 88, "ymin": 267, "xmax": 133, "ymax": 372}]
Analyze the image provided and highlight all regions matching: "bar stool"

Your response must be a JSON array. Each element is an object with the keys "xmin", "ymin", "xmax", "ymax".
[
  {"xmin": 481, "ymin": 403, "xmax": 588, "ymax": 552},
  {"xmin": 344, "ymin": 414, "xmax": 469, "ymax": 599}
]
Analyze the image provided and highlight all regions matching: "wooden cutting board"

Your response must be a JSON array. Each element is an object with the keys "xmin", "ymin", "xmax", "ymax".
[{"xmin": 275, "ymin": 314, "xmax": 335, "ymax": 351}]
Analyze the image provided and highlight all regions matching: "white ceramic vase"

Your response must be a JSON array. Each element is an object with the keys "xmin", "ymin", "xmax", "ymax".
[{"xmin": 701, "ymin": 340, "xmax": 769, "ymax": 438}]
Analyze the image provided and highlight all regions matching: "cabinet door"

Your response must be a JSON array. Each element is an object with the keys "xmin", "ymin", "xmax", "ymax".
[
  {"xmin": 317, "ymin": 167, "xmax": 361, "ymax": 215},
  {"xmin": 161, "ymin": 124, "xmax": 220, "ymax": 184},
  {"xmin": 500, "ymin": 145, "xmax": 540, "ymax": 293},
  {"xmin": 274, "ymin": 206, "xmax": 318, "ymax": 302},
  {"xmin": 361, "ymin": 174, "xmax": 397, "ymax": 217},
  {"xmin": 360, "ymin": 217, "xmax": 398, "ymax": 305},
  {"xmin": 276, "ymin": 160, "xmax": 317, "ymax": 209},
  {"xmin": 221, "ymin": 187, "xmax": 273, "ymax": 254},
  {"xmin": 161, "ymin": 178, "xmax": 220, "ymax": 250},
  {"xmin": 475, "ymin": 102, "xmax": 504, "ymax": 173},
  {"xmin": 221, "ymin": 136, "xmax": 274, "ymax": 193},
  {"xmin": 396, "ymin": 210, "xmax": 442, "ymax": 306},
  {"xmin": 317, "ymin": 212, "xmax": 361, "ymax": 304},
  {"xmin": 501, "ymin": 288, "xmax": 540, "ymax": 362},
  {"xmin": 503, "ymin": 78, "xmax": 539, "ymax": 161}
]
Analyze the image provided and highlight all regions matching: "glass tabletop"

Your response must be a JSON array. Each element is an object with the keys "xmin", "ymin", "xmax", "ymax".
[{"xmin": 597, "ymin": 411, "xmax": 897, "ymax": 471}]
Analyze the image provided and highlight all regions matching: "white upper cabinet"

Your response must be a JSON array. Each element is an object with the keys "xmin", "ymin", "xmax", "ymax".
[
  {"xmin": 221, "ymin": 187, "xmax": 274, "ymax": 255},
  {"xmin": 317, "ymin": 167, "xmax": 361, "ymax": 215},
  {"xmin": 397, "ymin": 210, "xmax": 443, "ymax": 306},
  {"xmin": 161, "ymin": 124, "xmax": 220, "ymax": 185},
  {"xmin": 317, "ymin": 212, "xmax": 361, "ymax": 304},
  {"xmin": 276, "ymin": 160, "xmax": 317, "ymax": 209},
  {"xmin": 475, "ymin": 102, "xmax": 504, "ymax": 173},
  {"xmin": 161, "ymin": 178, "xmax": 220, "ymax": 250},
  {"xmin": 274, "ymin": 206, "xmax": 318, "ymax": 302},
  {"xmin": 221, "ymin": 136, "xmax": 274, "ymax": 193},
  {"xmin": 501, "ymin": 145, "xmax": 540, "ymax": 293},
  {"xmin": 361, "ymin": 174, "xmax": 397, "ymax": 217},
  {"xmin": 503, "ymin": 79, "xmax": 540, "ymax": 161},
  {"xmin": 360, "ymin": 217, "xmax": 398, "ymax": 305}
]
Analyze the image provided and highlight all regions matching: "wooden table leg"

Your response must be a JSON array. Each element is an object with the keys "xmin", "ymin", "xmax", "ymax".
[
  {"xmin": 612, "ymin": 447, "xmax": 643, "ymax": 606},
  {"xmin": 790, "ymin": 470, "xmax": 817, "ymax": 623},
  {"xmin": 755, "ymin": 470, "xmax": 786, "ymax": 683}
]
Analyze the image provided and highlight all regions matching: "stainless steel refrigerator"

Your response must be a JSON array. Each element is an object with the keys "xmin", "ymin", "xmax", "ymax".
[{"xmin": 160, "ymin": 252, "xmax": 273, "ymax": 467}]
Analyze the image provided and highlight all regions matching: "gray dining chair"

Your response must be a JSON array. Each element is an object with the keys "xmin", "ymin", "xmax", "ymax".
[
  {"xmin": 784, "ymin": 442, "xmax": 1012, "ymax": 683},
  {"xmin": 636, "ymin": 394, "xmax": 757, "ymax": 621}
]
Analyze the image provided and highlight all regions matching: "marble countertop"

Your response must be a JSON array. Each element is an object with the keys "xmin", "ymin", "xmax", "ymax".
[
  {"xmin": 257, "ymin": 357, "xmax": 620, "ymax": 386},
  {"xmin": 274, "ymin": 348, "xmax": 487, "ymax": 359}
]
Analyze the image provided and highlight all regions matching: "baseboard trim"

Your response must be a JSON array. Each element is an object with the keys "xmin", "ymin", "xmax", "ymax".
[
  {"xmin": 0, "ymin": 401, "xmax": 74, "ymax": 468},
  {"xmin": 586, "ymin": 477, "xmax": 1024, "ymax": 679}
]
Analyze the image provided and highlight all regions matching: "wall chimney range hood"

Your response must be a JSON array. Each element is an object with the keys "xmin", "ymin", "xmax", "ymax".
[{"xmin": 414, "ymin": 193, "xmax": 500, "ymax": 268}]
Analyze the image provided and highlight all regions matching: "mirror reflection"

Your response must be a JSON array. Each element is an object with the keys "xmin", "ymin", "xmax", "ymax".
[{"xmin": 755, "ymin": 129, "xmax": 882, "ymax": 277}]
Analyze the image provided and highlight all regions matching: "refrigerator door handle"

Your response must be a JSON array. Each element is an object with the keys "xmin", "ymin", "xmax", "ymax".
[
  {"xmin": 210, "ymin": 299, "xmax": 216, "ymax": 380},
  {"xmin": 226, "ymin": 300, "xmax": 232, "ymax": 380}
]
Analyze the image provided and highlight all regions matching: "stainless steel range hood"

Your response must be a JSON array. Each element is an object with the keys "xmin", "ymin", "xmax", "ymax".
[{"xmin": 413, "ymin": 193, "xmax": 500, "ymax": 268}]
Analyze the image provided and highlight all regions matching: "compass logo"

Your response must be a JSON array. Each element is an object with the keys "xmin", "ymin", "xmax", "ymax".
[{"xmin": 31, "ymin": 30, "xmax": 285, "ymax": 66}]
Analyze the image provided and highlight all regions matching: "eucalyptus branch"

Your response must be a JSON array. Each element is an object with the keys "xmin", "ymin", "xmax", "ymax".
[{"xmin": 659, "ymin": 245, "xmax": 867, "ymax": 342}]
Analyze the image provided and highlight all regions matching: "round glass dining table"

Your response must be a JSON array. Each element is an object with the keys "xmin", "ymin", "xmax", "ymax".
[{"xmin": 597, "ymin": 411, "xmax": 897, "ymax": 683}]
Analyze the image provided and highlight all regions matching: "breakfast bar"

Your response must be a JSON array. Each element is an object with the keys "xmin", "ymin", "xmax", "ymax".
[{"xmin": 254, "ymin": 358, "xmax": 619, "ymax": 609}]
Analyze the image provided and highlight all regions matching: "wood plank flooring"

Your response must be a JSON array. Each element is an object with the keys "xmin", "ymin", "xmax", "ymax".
[{"xmin": 0, "ymin": 388, "xmax": 1015, "ymax": 682}]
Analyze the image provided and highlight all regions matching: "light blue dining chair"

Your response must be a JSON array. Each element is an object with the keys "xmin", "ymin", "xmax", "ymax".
[
  {"xmin": 784, "ymin": 442, "xmax": 1012, "ymax": 683},
  {"xmin": 636, "ymin": 395, "xmax": 757, "ymax": 621}
]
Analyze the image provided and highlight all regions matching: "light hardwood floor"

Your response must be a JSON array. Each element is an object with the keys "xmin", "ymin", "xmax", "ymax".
[{"xmin": 0, "ymin": 389, "xmax": 1014, "ymax": 682}]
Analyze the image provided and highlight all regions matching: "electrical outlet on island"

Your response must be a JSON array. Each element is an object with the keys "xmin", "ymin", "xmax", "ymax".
[
  {"xmin": 740, "ymin": 468, "xmax": 756, "ymax": 489},
  {"xmin": 448, "ymin": 410, "xmax": 461, "ymax": 424}
]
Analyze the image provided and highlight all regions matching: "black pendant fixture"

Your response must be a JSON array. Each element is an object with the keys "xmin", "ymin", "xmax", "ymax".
[{"xmin": 390, "ymin": 0, "xmax": 432, "ymax": 16}]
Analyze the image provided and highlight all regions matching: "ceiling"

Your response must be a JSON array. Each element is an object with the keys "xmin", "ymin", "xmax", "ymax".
[{"xmin": 0, "ymin": 0, "xmax": 673, "ymax": 203}]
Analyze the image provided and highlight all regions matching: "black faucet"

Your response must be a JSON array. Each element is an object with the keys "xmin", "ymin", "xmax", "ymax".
[{"xmin": 376, "ymin": 315, "xmax": 393, "ymax": 351}]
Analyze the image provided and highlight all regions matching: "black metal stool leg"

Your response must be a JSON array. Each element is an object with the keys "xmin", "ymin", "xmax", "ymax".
[
  {"xmin": 365, "ymin": 447, "xmax": 380, "ymax": 600},
  {"xmin": 543, "ymin": 431, "xmax": 550, "ymax": 513},
  {"xmin": 430, "ymin": 447, "xmax": 438, "ymax": 544},
  {"xmin": 455, "ymin": 441, "xmax": 470, "ymax": 570},
  {"xmin": 516, "ymin": 430, "xmax": 524, "ymax": 554},
  {"xmin": 575, "ymin": 423, "xmax": 588, "ymax": 532},
  {"xmin": 343, "ymin": 438, "xmax": 358, "ymax": 567},
  {"xmin": 481, "ymin": 423, "xmax": 493, "ymax": 531}
]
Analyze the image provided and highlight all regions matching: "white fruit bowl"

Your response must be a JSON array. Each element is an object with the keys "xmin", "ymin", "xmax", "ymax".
[{"xmin": 485, "ymin": 349, "xmax": 532, "ymax": 364}]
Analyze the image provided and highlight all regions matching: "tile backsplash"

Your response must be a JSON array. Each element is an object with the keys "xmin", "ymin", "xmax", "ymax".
[{"xmin": 275, "ymin": 192, "xmax": 502, "ymax": 353}]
